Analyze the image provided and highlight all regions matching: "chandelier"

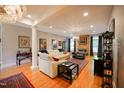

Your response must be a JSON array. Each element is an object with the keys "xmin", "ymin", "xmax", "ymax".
[{"xmin": 0, "ymin": 5, "xmax": 26, "ymax": 23}]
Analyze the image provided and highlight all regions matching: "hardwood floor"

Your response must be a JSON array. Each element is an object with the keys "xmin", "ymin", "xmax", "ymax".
[{"xmin": 0, "ymin": 56, "xmax": 102, "ymax": 88}]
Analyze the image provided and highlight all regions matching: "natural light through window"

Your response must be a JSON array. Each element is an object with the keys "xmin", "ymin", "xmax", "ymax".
[
  {"xmin": 70, "ymin": 38, "xmax": 74, "ymax": 52},
  {"xmin": 93, "ymin": 36, "xmax": 99, "ymax": 55}
]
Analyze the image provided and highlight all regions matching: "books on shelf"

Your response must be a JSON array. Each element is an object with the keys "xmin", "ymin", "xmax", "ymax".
[{"xmin": 102, "ymin": 31, "xmax": 114, "ymax": 88}]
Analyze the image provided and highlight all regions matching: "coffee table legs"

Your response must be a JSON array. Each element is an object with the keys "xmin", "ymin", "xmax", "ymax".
[
  {"xmin": 58, "ymin": 64, "xmax": 79, "ymax": 84},
  {"xmin": 70, "ymin": 70, "xmax": 72, "ymax": 84}
]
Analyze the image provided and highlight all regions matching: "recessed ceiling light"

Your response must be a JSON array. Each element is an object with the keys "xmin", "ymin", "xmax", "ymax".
[
  {"xmin": 49, "ymin": 26, "xmax": 53, "ymax": 29},
  {"xmin": 90, "ymin": 25, "xmax": 94, "ymax": 28},
  {"xmin": 27, "ymin": 14, "xmax": 31, "ymax": 18},
  {"xmin": 83, "ymin": 12, "xmax": 88, "ymax": 16}
]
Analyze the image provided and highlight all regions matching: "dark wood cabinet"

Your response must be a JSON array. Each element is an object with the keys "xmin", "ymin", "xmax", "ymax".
[
  {"xmin": 94, "ymin": 58, "xmax": 103, "ymax": 77},
  {"xmin": 102, "ymin": 31, "xmax": 114, "ymax": 88}
]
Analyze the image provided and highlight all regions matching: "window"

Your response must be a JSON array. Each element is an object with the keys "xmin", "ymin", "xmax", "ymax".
[
  {"xmin": 70, "ymin": 38, "xmax": 74, "ymax": 52},
  {"xmin": 93, "ymin": 36, "xmax": 99, "ymax": 54}
]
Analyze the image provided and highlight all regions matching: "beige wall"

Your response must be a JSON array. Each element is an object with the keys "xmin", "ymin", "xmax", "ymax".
[
  {"xmin": 2, "ymin": 24, "xmax": 32, "ymax": 68},
  {"xmin": 2, "ymin": 24, "xmax": 66, "ymax": 68},
  {"xmin": 110, "ymin": 6, "xmax": 124, "ymax": 88},
  {"xmin": 37, "ymin": 31, "xmax": 66, "ymax": 50}
]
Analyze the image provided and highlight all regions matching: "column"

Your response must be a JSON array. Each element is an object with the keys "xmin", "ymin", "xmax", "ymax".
[{"xmin": 31, "ymin": 27, "xmax": 38, "ymax": 70}]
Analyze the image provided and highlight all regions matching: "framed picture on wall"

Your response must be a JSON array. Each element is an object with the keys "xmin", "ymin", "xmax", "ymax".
[
  {"xmin": 58, "ymin": 41, "xmax": 62, "ymax": 46},
  {"xmin": 18, "ymin": 36, "xmax": 30, "ymax": 48},
  {"xmin": 52, "ymin": 39, "xmax": 57, "ymax": 50},
  {"xmin": 39, "ymin": 38, "xmax": 47, "ymax": 49},
  {"xmin": 79, "ymin": 36, "xmax": 87, "ymax": 45}
]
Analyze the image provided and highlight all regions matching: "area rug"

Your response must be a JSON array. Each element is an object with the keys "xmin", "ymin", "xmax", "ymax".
[
  {"xmin": 0, "ymin": 72, "xmax": 34, "ymax": 88},
  {"xmin": 67, "ymin": 58, "xmax": 88, "ymax": 73}
]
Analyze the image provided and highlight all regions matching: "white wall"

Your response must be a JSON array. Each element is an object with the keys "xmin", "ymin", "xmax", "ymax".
[
  {"xmin": 2, "ymin": 24, "xmax": 32, "ymax": 68},
  {"xmin": 37, "ymin": 31, "xmax": 66, "ymax": 50},
  {"xmin": 2, "ymin": 24, "xmax": 66, "ymax": 69},
  {"xmin": 110, "ymin": 6, "xmax": 124, "ymax": 88}
]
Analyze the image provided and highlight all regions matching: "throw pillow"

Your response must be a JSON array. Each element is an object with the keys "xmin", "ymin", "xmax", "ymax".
[
  {"xmin": 39, "ymin": 53, "xmax": 49, "ymax": 61},
  {"xmin": 63, "ymin": 51, "xmax": 67, "ymax": 54},
  {"xmin": 52, "ymin": 57, "xmax": 59, "ymax": 61}
]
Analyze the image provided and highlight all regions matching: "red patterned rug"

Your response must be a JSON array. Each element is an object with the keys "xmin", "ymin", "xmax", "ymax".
[
  {"xmin": 0, "ymin": 72, "xmax": 34, "ymax": 88},
  {"xmin": 67, "ymin": 58, "xmax": 88, "ymax": 72}
]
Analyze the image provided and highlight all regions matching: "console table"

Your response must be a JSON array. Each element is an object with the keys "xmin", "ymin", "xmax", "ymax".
[
  {"xmin": 16, "ymin": 52, "xmax": 32, "ymax": 66},
  {"xmin": 58, "ymin": 61, "xmax": 79, "ymax": 84}
]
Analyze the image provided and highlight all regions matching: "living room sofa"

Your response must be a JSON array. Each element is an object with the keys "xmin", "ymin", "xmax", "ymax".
[{"xmin": 38, "ymin": 50, "xmax": 70, "ymax": 78}]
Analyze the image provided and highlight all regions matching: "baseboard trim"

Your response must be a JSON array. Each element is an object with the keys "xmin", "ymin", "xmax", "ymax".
[
  {"xmin": 30, "ymin": 65, "xmax": 38, "ymax": 70},
  {"xmin": 2, "ymin": 62, "xmax": 16, "ymax": 69},
  {"xmin": 113, "ymin": 81, "xmax": 116, "ymax": 88}
]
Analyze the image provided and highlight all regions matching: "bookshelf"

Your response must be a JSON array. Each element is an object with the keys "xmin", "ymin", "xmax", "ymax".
[{"xmin": 102, "ymin": 31, "xmax": 114, "ymax": 88}]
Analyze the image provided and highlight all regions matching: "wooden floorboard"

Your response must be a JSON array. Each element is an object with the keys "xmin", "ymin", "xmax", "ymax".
[{"xmin": 0, "ymin": 56, "xmax": 102, "ymax": 88}]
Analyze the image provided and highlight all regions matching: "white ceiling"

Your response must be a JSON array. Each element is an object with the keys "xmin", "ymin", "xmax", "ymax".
[{"xmin": 17, "ymin": 5, "xmax": 113, "ymax": 37}]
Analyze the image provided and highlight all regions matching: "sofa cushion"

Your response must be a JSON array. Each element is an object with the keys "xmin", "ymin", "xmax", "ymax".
[
  {"xmin": 48, "ymin": 50, "xmax": 62, "ymax": 56},
  {"xmin": 39, "ymin": 53, "xmax": 50, "ymax": 61}
]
